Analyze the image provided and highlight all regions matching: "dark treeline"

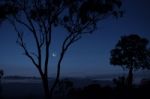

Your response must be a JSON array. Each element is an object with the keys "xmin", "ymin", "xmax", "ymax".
[{"xmin": 65, "ymin": 80, "xmax": 150, "ymax": 99}]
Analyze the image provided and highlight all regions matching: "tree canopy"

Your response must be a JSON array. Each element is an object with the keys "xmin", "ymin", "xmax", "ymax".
[
  {"xmin": 0, "ymin": 0, "xmax": 123, "ymax": 98},
  {"xmin": 110, "ymin": 34, "xmax": 150, "ymax": 70}
]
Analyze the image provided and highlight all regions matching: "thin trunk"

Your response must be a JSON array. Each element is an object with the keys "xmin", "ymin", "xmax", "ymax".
[
  {"xmin": 50, "ymin": 51, "xmax": 65, "ymax": 99},
  {"xmin": 127, "ymin": 67, "xmax": 133, "ymax": 88},
  {"xmin": 38, "ymin": 67, "xmax": 50, "ymax": 99},
  {"xmin": 49, "ymin": 32, "xmax": 77, "ymax": 98},
  {"xmin": 42, "ymin": 75, "xmax": 50, "ymax": 99},
  {"xmin": 49, "ymin": 62, "xmax": 61, "ymax": 99}
]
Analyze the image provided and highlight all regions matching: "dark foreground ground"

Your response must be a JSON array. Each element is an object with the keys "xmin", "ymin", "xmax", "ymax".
[{"xmin": 0, "ymin": 78, "xmax": 150, "ymax": 99}]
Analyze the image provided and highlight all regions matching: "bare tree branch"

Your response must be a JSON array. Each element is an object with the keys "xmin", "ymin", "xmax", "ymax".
[{"xmin": 17, "ymin": 32, "xmax": 39, "ymax": 67}]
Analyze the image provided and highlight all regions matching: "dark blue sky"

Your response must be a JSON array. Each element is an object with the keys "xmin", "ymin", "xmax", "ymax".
[{"xmin": 0, "ymin": 0, "xmax": 150, "ymax": 77}]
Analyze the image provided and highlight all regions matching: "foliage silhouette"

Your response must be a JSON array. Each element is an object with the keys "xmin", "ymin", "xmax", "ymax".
[
  {"xmin": 67, "ymin": 81, "xmax": 150, "ymax": 99},
  {"xmin": 55, "ymin": 79, "xmax": 74, "ymax": 99},
  {"xmin": 0, "ymin": 0, "xmax": 122, "ymax": 98},
  {"xmin": 68, "ymin": 83, "xmax": 114, "ymax": 99},
  {"xmin": 0, "ymin": 69, "xmax": 3, "ymax": 98},
  {"xmin": 110, "ymin": 34, "xmax": 150, "ymax": 87},
  {"xmin": 113, "ymin": 76, "xmax": 126, "ymax": 90}
]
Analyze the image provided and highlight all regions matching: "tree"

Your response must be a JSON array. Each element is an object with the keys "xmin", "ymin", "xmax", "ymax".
[
  {"xmin": 0, "ymin": 0, "xmax": 122, "ymax": 98},
  {"xmin": 110, "ymin": 34, "xmax": 150, "ymax": 87},
  {"xmin": 0, "ymin": 69, "xmax": 4, "ymax": 79},
  {"xmin": 0, "ymin": 69, "xmax": 3, "ymax": 97}
]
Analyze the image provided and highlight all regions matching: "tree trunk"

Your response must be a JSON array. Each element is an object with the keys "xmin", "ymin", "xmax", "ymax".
[
  {"xmin": 49, "ymin": 51, "xmax": 65, "ymax": 99},
  {"xmin": 38, "ymin": 68, "xmax": 50, "ymax": 99},
  {"xmin": 127, "ymin": 67, "xmax": 133, "ymax": 88},
  {"xmin": 41, "ymin": 75, "xmax": 50, "ymax": 99},
  {"xmin": 49, "ymin": 64, "xmax": 60, "ymax": 99}
]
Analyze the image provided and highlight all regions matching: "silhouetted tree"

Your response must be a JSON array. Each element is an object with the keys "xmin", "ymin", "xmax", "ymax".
[
  {"xmin": 50, "ymin": 0, "xmax": 123, "ymax": 97},
  {"xmin": 0, "ymin": 0, "xmax": 122, "ymax": 98},
  {"xmin": 110, "ymin": 34, "xmax": 150, "ymax": 88},
  {"xmin": 0, "ymin": 69, "xmax": 4, "ymax": 96},
  {"xmin": 0, "ymin": 70, "xmax": 3, "ymax": 79}
]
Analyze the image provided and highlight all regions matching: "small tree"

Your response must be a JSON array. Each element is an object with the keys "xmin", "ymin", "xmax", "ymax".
[
  {"xmin": 110, "ymin": 34, "xmax": 150, "ymax": 87},
  {"xmin": 0, "ymin": 0, "xmax": 122, "ymax": 98},
  {"xmin": 0, "ymin": 69, "xmax": 4, "ymax": 94},
  {"xmin": 0, "ymin": 70, "xmax": 4, "ymax": 79}
]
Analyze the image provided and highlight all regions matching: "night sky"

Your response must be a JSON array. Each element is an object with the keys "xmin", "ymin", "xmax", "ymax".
[{"xmin": 0, "ymin": 0, "xmax": 150, "ymax": 77}]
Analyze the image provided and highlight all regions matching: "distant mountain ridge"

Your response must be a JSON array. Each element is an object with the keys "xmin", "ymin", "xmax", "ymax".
[{"xmin": 3, "ymin": 70, "xmax": 150, "ymax": 80}]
